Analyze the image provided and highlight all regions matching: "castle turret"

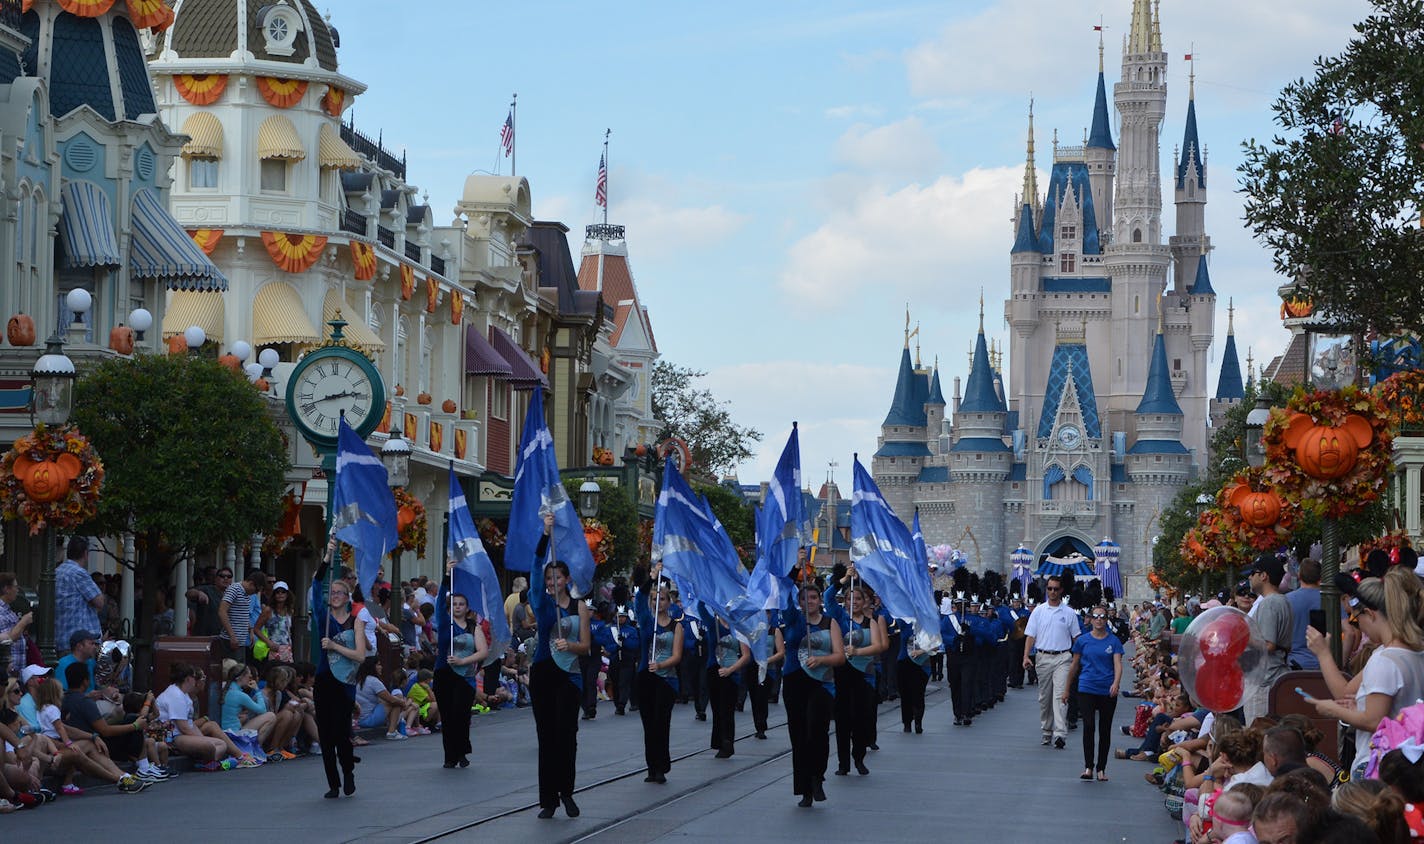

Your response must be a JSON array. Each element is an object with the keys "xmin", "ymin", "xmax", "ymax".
[
  {"xmin": 1170, "ymin": 60, "xmax": 1210, "ymax": 293},
  {"xmin": 874, "ymin": 339, "xmax": 931, "ymax": 523},
  {"xmin": 926, "ymin": 361, "xmax": 947, "ymax": 454},
  {"xmin": 1084, "ymin": 33, "xmax": 1116, "ymax": 236},
  {"xmin": 1209, "ymin": 301, "xmax": 1244, "ymax": 435},
  {"xmin": 948, "ymin": 309, "xmax": 1010, "ymax": 574},
  {"xmin": 1127, "ymin": 328, "xmax": 1189, "ymax": 466}
]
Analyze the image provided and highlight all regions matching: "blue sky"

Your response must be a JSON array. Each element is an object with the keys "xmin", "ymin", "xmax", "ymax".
[{"xmin": 335, "ymin": 0, "xmax": 1370, "ymax": 490}]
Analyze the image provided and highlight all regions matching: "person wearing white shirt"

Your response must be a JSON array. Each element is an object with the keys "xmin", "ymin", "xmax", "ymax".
[{"xmin": 1022, "ymin": 576, "xmax": 1080, "ymax": 749}]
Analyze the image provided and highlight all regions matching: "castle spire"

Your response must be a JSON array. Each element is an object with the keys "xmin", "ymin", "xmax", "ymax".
[
  {"xmin": 1022, "ymin": 99, "xmax": 1039, "ymax": 209},
  {"xmin": 927, "ymin": 357, "xmax": 946, "ymax": 406},
  {"xmin": 1127, "ymin": 0, "xmax": 1153, "ymax": 53},
  {"xmin": 960, "ymin": 320, "xmax": 1000, "ymax": 413},
  {"xmin": 1215, "ymin": 300, "xmax": 1245, "ymax": 400},
  {"xmin": 1177, "ymin": 51, "xmax": 1206, "ymax": 191},
  {"xmin": 883, "ymin": 344, "xmax": 927, "ymax": 427},
  {"xmin": 1137, "ymin": 329, "xmax": 1183, "ymax": 415},
  {"xmin": 1151, "ymin": 0, "xmax": 1163, "ymax": 52}
]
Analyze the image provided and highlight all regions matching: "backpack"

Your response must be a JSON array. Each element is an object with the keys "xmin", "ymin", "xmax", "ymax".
[{"xmin": 1363, "ymin": 700, "xmax": 1424, "ymax": 780}]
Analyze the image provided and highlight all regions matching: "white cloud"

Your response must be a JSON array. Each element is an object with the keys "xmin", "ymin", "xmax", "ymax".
[
  {"xmin": 615, "ymin": 198, "xmax": 748, "ymax": 260},
  {"xmin": 833, "ymin": 116, "xmax": 941, "ymax": 180},
  {"xmin": 779, "ymin": 165, "xmax": 1023, "ymax": 309},
  {"xmin": 825, "ymin": 104, "xmax": 884, "ymax": 120}
]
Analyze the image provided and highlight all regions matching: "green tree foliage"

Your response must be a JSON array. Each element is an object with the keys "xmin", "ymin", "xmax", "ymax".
[
  {"xmin": 650, "ymin": 361, "xmax": 762, "ymax": 477},
  {"xmin": 1239, "ymin": 0, "xmax": 1424, "ymax": 333}
]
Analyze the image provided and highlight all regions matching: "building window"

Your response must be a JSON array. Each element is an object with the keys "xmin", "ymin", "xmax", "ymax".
[
  {"xmin": 1132, "ymin": 228, "xmax": 1143, "ymax": 243},
  {"xmin": 1059, "ymin": 224, "xmax": 1076, "ymax": 241},
  {"xmin": 260, "ymin": 159, "xmax": 287, "ymax": 192},
  {"xmin": 1059, "ymin": 252, "xmax": 1076, "ymax": 273},
  {"xmin": 1173, "ymin": 358, "xmax": 1181, "ymax": 370},
  {"xmin": 189, "ymin": 157, "xmax": 218, "ymax": 189},
  {"xmin": 490, "ymin": 380, "xmax": 509, "ymax": 420}
]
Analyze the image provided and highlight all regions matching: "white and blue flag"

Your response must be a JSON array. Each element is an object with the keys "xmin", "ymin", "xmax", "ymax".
[
  {"xmin": 505, "ymin": 387, "xmax": 595, "ymax": 597},
  {"xmin": 747, "ymin": 424, "xmax": 806, "ymax": 610},
  {"xmin": 850, "ymin": 456, "xmax": 942, "ymax": 653},
  {"xmin": 332, "ymin": 418, "xmax": 397, "ymax": 600},
  {"xmin": 441, "ymin": 464, "xmax": 510, "ymax": 664}
]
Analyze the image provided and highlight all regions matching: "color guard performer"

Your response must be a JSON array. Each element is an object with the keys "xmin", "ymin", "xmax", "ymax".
[
  {"xmin": 782, "ymin": 580, "xmax": 845, "ymax": 808},
  {"xmin": 635, "ymin": 564, "xmax": 683, "ymax": 783},
  {"xmin": 826, "ymin": 566, "xmax": 885, "ymax": 776}
]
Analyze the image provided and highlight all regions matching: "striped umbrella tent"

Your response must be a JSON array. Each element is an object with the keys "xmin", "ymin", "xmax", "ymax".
[
  {"xmin": 1010, "ymin": 544, "xmax": 1034, "ymax": 595},
  {"xmin": 1095, "ymin": 538, "xmax": 1123, "ymax": 597},
  {"xmin": 1036, "ymin": 554, "xmax": 1095, "ymax": 578}
]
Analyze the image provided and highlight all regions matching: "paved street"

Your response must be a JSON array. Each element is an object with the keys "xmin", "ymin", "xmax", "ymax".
[{"xmin": 5, "ymin": 679, "xmax": 1179, "ymax": 842}]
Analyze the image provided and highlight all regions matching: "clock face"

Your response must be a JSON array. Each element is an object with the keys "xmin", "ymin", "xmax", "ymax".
[
  {"xmin": 291, "ymin": 353, "xmax": 377, "ymax": 440},
  {"xmin": 1057, "ymin": 425, "xmax": 1082, "ymax": 449}
]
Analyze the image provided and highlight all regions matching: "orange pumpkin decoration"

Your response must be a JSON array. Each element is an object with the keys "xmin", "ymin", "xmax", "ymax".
[
  {"xmin": 109, "ymin": 324, "xmax": 134, "ymax": 355},
  {"xmin": 12, "ymin": 452, "xmax": 82, "ymax": 503},
  {"xmin": 7, "ymin": 312, "xmax": 35, "ymax": 346},
  {"xmin": 167, "ymin": 334, "xmax": 187, "ymax": 355},
  {"xmin": 441, "ymin": 399, "xmax": 457, "ymax": 414},
  {"xmin": 396, "ymin": 505, "xmax": 416, "ymax": 534},
  {"xmin": 254, "ymin": 377, "xmax": 270, "ymax": 391},
  {"xmin": 218, "ymin": 353, "xmax": 240, "ymax": 371},
  {"xmin": 1227, "ymin": 484, "xmax": 1283, "ymax": 528},
  {"xmin": 635, "ymin": 444, "xmax": 647, "ymax": 457},
  {"xmin": 1282, "ymin": 412, "xmax": 1374, "ymax": 480},
  {"xmin": 417, "ymin": 392, "xmax": 432, "ymax": 405},
  {"xmin": 394, "ymin": 384, "xmax": 405, "ymax": 397}
]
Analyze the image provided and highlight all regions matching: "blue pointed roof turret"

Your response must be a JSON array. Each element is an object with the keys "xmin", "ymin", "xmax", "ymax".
[
  {"xmin": 883, "ymin": 346, "xmax": 928, "ymax": 426},
  {"xmin": 959, "ymin": 306, "xmax": 1001, "ymax": 414},
  {"xmin": 1136, "ymin": 330, "xmax": 1183, "ymax": 415},
  {"xmin": 1176, "ymin": 84, "xmax": 1205, "ymax": 189},
  {"xmin": 1190, "ymin": 250, "xmax": 1215, "ymax": 295},
  {"xmin": 1216, "ymin": 302, "xmax": 1245, "ymax": 400},
  {"xmin": 927, "ymin": 363, "xmax": 946, "ymax": 406},
  {"xmin": 1087, "ymin": 71, "xmax": 1115, "ymax": 150},
  {"xmin": 1011, "ymin": 203, "xmax": 1039, "ymax": 253}
]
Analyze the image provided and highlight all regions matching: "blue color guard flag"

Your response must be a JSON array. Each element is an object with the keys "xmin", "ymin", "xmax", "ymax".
[
  {"xmin": 440, "ymin": 463, "xmax": 511, "ymax": 663},
  {"xmin": 331, "ymin": 417, "xmax": 397, "ymax": 601},
  {"xmin": 849, "ymin": 456, "xmax": 942, "ymax": 653},
  {"xmin": 748, "ymin": 424, "xmax": 806, "ymax": 610},
  {"xmin": 505, "ymin": 387, "xmax": 595, "ymax": 597}
]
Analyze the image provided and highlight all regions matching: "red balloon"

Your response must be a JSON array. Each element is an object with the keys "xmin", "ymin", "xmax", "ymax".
[
  {"xmin": 1195, "ymin": 655, "xmax": 1245, "ymax": 712},
  {"xmin": 1198, "ymin": 612, "xmax": 1251, "ymax": 659}
]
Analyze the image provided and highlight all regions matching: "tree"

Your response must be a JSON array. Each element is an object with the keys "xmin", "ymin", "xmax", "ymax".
[
  {"xmin": 72, "ymin": 354, "xmax": 290, "ymax": 684},
  {"xmin": 1239, "ymin": 0, "xmax": 1424, "ymax": 334},
  {"xmin": 650, "ymin": 361, "xmax": 762, "ymax": 477}
]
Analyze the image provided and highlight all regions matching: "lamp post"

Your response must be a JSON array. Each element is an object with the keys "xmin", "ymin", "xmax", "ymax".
[
  {"xmin": 31, "ymin": 334, "xmax": 76, "ymax": 662},
  {"xmin": 578, "ymin": 477, "xmax": 601, "ymax": 519},
  {"xmin": 1305, "ymin": 322, "xmax": 1359, "ymax": 667},
  {"xmin": 380, "ymin": 431, "xmax": 411, "ymax": 599},
  {"xmin": 1244, "ymin": 395, "xmax": 1272, "ymax": 468}
]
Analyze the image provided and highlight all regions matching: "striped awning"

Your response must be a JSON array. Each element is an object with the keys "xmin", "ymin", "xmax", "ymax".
[
  {"xmin": 322, "ymin": 288, "xmax": 385, "ymax": 351},
  {"xmin": 318, "ymin": 123, "xmax": 362, "ymax": 170},
  {"xmin": 257, "ymin": 114, "xmax": 305, "ymax": 160},
  {"xmin": 59, "ymin": 181, "xmax": 121, "ymax": 268},
  {"xmin": 490, "ymin": 326, "xmax": 547, "ymax": 390},
  {"xmin": 130, "ymin": 190, "xmax": 228, "ymax": 291},
  {"xmin": 179, "ymin": 111, "xmax": 223, "ymax": 159},
  {"xmin": 252, "ymin": 281, "xmax": 320, "ymax": 345},
  {"xmin": 465, "ymin": 324, "xmax": 513, "ymax": 377},
  {"xmin": 161, "ymin": 290, "xmax": 225, "ymax": 342}
]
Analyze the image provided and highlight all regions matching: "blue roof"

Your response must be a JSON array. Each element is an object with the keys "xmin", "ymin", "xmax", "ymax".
[
  {"xmin": 1136, "ymin": 332, "xmax": 1184, "ymax": 415},
  {"xmin": 959, "ymin": 330, "xmax": 1001, "ymax": 413},
  {"xmin": 1011, "ymin": 203, "xmax": 1039, "ymax": 254},
  {"xmin": 1110, "ymin": 463, "xmax": 1128, "ymax": 483},
  {"xmin": 875, "ymin": 441, "xmax": 932, "ymax": 458},
  {"xmin": 882, "ymin": 347, "xmax": 928, "ymax": 427},
  {"xmin": 1190, "ymin": 254, "xmax": 1215, "ymax": 295},
  {"xmin": 1088, "ymin": 71, "xmax": 1115, "ymax": 150},
  {"xmin": 1043, "ymin": 277, "xmax": 1111, "ymax": 293},
  {"xmin": 1036, "ymin": 343, "xmax": 1102, "ymax": 438},
  {"xmin": 950, "ymin": 436, "xmax": 1011, "ymax": 453},
  {"xmin": 1128, "ymin": 439, "xmax": 1190, "ymax": 455},
  {"xmin": 1216, "ymin": 333, "xmax": 1245, "ymax": 400},
  {"xmin": 1038, "ymin": 160, "xmax": 1101, "ymax": 255},
  {"xmin": 1176, "ymin": 98, "xmax": 1205, "ymax": 190},
  {"xmin": 927, "ymin": 367, "xmax": 946, "ymax": 405},
  {"xmin": 1008, "ymin": 462, "xmax": 1027, "ymax": 481},
  {"xmin": 917, "ymin": 466, "xmax": 950, "ymax": 483}
]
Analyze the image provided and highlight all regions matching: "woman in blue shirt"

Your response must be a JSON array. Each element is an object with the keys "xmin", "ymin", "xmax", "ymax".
[
  {"xmin": 1062, "ymin": 603, "xmax": 1123, "ymax": 782},
  {"xmin": 310, "ymin": 538, "xmax": 367, "ymax": 799},
  {"xmin": 781, "ymin": 580, "xmax": 845, "ymax": 808},
  {"xmin": 434, "ymin": 563, "xmax": 489, "ymax": 770},
  {"xmin": 635, "ymin": 564, "xmax": 683, "ymax": 783}
]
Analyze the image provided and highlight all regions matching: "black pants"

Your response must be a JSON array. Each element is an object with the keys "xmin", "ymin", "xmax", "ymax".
[
  {"xmin": 746, "ymin": 663, "xmax": 770, "ymax": 733},
  {"xmin": 1078, "ymin": 691, "xmax": 1118, "ymax": 771},
  {"xmin": 1009, "ymin": 638, "xmax": 1027, "ymax": 687},
  {"xmin": 880, "ymin": 635, "xmax": 900, "ymax": 701},
  {"xmin": 433, "ymin": 666, "xmax": 476, "ymax": 765},
  {"xmin": 708, "ymin": 667, "xmax": 737, "ymax": 753},
  {"xmin": 637, "ymin": 671, "xmax": 675, "ymax": 775},
  {"xmin": 580, "ymin": 649, "xmax": 601, "ymax": 717},
  {"xmin": 930, "ymin": 652, "xmax": 944, "ymax": 681},
  {"xmin": 783, "ymin": 670, "xmax": 833, "ymax": 796},
  {"xmin": 946, "ymin": 649, "xmax": 974, "ymax": 720},
  {"xmin": 530, "ymin": 659, "xmax": 580, "ymax": 808},
  {"xmin": 680, "ymin": 648, "xmax": 707, "ymax": 713},
  {"xmin": 610, "ymin": 653, "xmax": 636, "ymax": 713},
  {"xmin": 834, "ymin": 666, "xmax": 874, "ymax": 769},
  {"xmin": 897, "ymin": 658, "xmax": 929, "ymax": 729},
  {"xmin": 314, "ymin": 670, "xmax": 356, "ymax": 791},
  {"xmin": 992, "ymin": 642, "xmax": 1009, "ymax": 698}
]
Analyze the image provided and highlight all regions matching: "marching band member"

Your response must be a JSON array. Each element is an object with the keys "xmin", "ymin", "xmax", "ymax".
[
  {"xmin": 635, "ymin": 564, "xmax": 684, "ymax": 783},
  {"xmin": 781, "ymin": 580, "xmax": 845, "ymax": 808}
]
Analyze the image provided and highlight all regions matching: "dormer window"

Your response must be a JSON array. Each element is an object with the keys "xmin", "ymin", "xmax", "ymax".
[
  {"xmin": 260, "ymin": 3, "xmax": 304, "ymax": 57},
  {"xmin": 1059, "ymin": 224, "xmax": 1077, "ymax": 241},
  {"xmin": 1060, "ymin": 252, "xmax": 1076, "ymax": 273}
]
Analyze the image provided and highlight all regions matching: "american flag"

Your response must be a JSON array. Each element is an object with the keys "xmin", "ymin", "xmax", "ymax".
[
  {"xmin": 595, "ymin": 154, "xmax": 607, "ymax": 208},
  {"xmin": 500, "ymin": 111, "xmax": 514, "ymax": 157}
]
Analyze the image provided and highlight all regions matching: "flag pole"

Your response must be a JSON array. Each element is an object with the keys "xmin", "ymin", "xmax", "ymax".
[
  {"xmin": 510, "ymin": 93, "xmax": 518, "ymax": 177},
  {"xmin": 602, "ymin": 128, "xmax": 610, "ymax": 225}
]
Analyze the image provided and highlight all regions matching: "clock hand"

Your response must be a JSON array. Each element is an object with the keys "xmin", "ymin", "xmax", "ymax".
[{"xmin": 319, "ymin": 391, "xmax": 356, "ymax": 402}]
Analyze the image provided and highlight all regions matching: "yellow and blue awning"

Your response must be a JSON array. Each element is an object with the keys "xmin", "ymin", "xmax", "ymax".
[
  {"xmin": 130, "ymin": 190, "xmax": 227, "ymax": 291},
  {"xmin": 59, "ymin": 181, "xmax": 122, "ymax": 268}
]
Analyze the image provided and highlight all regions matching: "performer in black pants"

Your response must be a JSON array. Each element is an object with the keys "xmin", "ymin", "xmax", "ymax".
[
  {"xmin": 746, "ymin": 614, "xmax": 784, "ymax": 739},
  {"xmin": 434, "ymin": 569, "xmax": 489, "ymax": 769},
  {"xmin": 609, "ymin": 605, "xmax": 639, "ymax": 716},
  {"xmin": 707, "ymin": 614, "xmax": 751, "ymax": 758},
  {"xmin": 941, "ymin": 598, "xmax": 975, "ymax": 725},
  {"xmin": 529, "ymin": 516, "xmax": 592, "ymax": 819},
  {"xmin": 781, "ymin": 582, "xmax": 845, "ymax": 808},
  {"xmin": 678, "ymin": 609, "xmax": 708, "ymax": 718},
  {"xmin": 1062, "ymin": 603, "xmax": 1123, "ymax": 781},
  {"xmin": 310, "ymin": 541, "xmax": 367, "ymax": 799},
  {"xmin": 635, "ymin": 566, "xmax": 683, "ymax": 783},
  {"xmin": 826, "ymin": 573, "xmax": 885, "ymax": 776},
  {"xmin": 894, "ymin": 618, "xmax": 931, "ymax": 733}
]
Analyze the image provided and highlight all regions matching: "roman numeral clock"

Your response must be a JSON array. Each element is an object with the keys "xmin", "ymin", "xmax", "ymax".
[{"xmin": 284, "ymin": 315, "xmax": 387, "ymax": 452}]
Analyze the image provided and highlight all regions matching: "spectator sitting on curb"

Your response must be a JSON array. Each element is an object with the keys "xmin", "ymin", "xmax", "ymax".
[
  {"xmin": 219, "ymin": 661, "xmax": 272, "ymax": 764},
  {"xmin": 60, "ymin": 661, "xmax": 166, "ymax": 783},
  {"xmin": 37, "ymin": 675, "xmax": 145, "ymax": 794},
  {"xmin": 262, "ymin": 665, "xmax": 304, "ymax": 759},
  {"xmin": 353, "ymin": 658, "xmax": 418, "ymax": 741},
  {"xmin": 155, "ymin": 662, "xmax": 247, "ymax": 771}
]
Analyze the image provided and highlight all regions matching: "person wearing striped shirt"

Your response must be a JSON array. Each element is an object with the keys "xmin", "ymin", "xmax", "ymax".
[{"xmin": 219, "ymin": 571, "xmax": 267, "ymax": 663}]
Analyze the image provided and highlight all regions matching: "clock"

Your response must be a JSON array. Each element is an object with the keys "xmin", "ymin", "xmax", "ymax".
[
  {"xmin": 1057, "ymin": 425, "xmax": 1082, "ymax": 450},
  {"xmin": 285, "ymin": 320, "xmax": 386, "ymax": 450}
]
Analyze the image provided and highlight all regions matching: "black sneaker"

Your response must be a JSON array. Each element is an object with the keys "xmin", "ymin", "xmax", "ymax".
[
  {"xmin": 117, "ymin": 776, "xmax": 149, "ymax": 794},
  {"xmin": 1054, "ymin": 737, "xmax": 1066, "ymax": 750}
]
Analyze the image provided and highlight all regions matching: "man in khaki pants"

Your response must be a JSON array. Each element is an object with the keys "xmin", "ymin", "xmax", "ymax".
[{"xmin": 1022, "ymin": 576, "xmax": 1080, "ymax": 749}]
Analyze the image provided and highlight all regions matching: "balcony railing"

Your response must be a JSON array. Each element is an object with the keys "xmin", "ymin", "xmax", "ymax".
[
  {"xmin": 340, "ymin": 209, "xmax": 367, "ymax": 236},
  {"xmin": 429, "ymin": 255, "xmax": 446, "ymax": 276},
  {"xmin": 377, "ymin": 226, "xmax": 395, "ymax": 249},
  {"xmin": 404, "ymin": 241, "xmax": 421, "ymax": 263},
  {"xmin": 339, "ymin": 120, "xmax": 406, "ymax": 180}
]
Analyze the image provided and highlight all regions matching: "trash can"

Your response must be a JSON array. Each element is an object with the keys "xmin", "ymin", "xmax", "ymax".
[{"xmin": 152, "ymin": 636, "xmax": 222, "ymax": 718}]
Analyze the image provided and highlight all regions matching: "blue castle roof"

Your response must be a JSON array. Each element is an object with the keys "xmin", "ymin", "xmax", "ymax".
[
  {"xmin": 882, "ymin": 347, "xmax": 929, "ymax": 427},
  {"xmin": 1036, "ymin": 343, "xmax": 1102, "ymax": 438},
  {"xmin": 1136, "ymin": 332, "xmax": 1184, "ymax": 415},
  {"xmin": 1088, "ymin": 71, "xmax": 1115, "ymax": 150},
  {"xmin": 1190, "ymin": 253, "xmax": 1215, "ymax": 295},
  {"xmin": 1011, "ymin": 203, "xmax": 1039, "ymax": 254},
  {"xmin": 875, "ymin": 441, "xmax": 932, "ymax": 458},
  {"xmin": 950, "ymin": 436, "xmax": 1011, "ymax": 454},
  {"xmin": 1216, "ymin": 332, "xmax": 1245, "ymax": 400},
  {"xmin": 927, "ymin": 366, "xmax": 946, "ymax": 405},
  {"xmin": 1037, "ymin": 160, "xmax": 1101, "ymax": 256},
  {"xmin": 959, "ymin": 330, "xmax": 1001, "ymax": 413},
  {"xmin": 1176, "ymin": 98, "xmax": 1205, "ymax": 190}
]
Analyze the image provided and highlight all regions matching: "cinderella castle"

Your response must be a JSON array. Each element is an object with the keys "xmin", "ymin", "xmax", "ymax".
[{"xmin": 872, "ymin": 0, "xmax": 1246, "ymax": 600}]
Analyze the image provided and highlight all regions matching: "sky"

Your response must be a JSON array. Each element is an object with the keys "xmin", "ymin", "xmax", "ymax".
[{"xmin": 332, "ymin": 0, "xmax": 1373, "ymax": 493}]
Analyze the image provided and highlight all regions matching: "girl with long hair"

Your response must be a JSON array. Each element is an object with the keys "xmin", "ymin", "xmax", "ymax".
[
  {"xmin": 826, "ymin": 568, "xmax": 885, "ymax": 776},
  {"xmin": 635, "ymin": 565, "xmax": 683, "ymax": 783},
  {"xmin": 434, "ymin": 566, "xmax": 489, "ymax": 769},
  {"xmin": 781, "ymin": 579, "xmax": 845, "ymax": 808},
  {"xmin": 311, "ymin": 539, "xmax": 367, "ymax": 798}
]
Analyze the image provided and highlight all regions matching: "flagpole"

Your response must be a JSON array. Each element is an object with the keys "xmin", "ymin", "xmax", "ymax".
[
  {"xmin": 601, "ymin": 128, "xmax": 610, "ymax": 225},
  {"xmin": 510, "ymin": 93, "xmax": 518, "ymax": 177}
]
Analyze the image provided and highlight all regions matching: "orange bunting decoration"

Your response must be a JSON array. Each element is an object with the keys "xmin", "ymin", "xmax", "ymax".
[
  {"xmin": 188, "ymin": 229, "xmax": 223, "ymax": 255},
  {"xmin": 350, "ymin": 241, "xmax": 376, "ymax": 281},
  {"xmin": 173, "ymin": 74, "xmax": 228, "ymax": 106},
  {"xmin": 377, "ymin": 401, "xmax": 391, "ymax": 434},
  {"xmin": 256, "ymin": 77, "xmax": 309, "ymax": 109},
  {"xmin": 429, "ymin": 421, "xmax": 443, "ymax": 454},
  {"xmin": 126, "ymin": 0, "xmax": 169, "ymax": 29},
  {"xmin": 425, "ymin": 277, "xmax": 438, "ymax": 314},
  {"xmin": 454, "ymin": 428, "xmax": 467, "ymax": 460},
  {"xmin": 1280, "ymin": 298, "xmax": 1314, "ymax": 320},
  {"xmin": 322, "ymin": 86, "xmax": 347, "ymax": 117},
  {"xmin": 261, "ymin": 231, "xmax": 328, "ymax": 273},
  {"xmin": 403, "ymin": 412, "xmax": 417, "ymax": 441},
  {"xmin": 399, "ymin": 264, "xmax": 414, "ymax": 301},
  {"xmin": 58, "ymin": 0, "xmax": 115, "ymax": 17},
  {"xmin": 450, "ymin": 293, "xmax": 464, "ymax": 325}
]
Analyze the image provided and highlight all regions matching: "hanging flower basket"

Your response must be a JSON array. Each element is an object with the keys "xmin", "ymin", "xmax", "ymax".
[
  {"xmin": 1219, "ymin": 466, "xmax": 1297, "ymax": 551},
  {"xmin": 0, "ymin": 424, "xmax": 104, "ymax": 535},
  {"xmin": 1262, "ymin": 385, "xmax": 1393, "ymax": 519},
  {"xmin": 392, "ymin": 486, "xmax": 427, "ymax": 558},
  {"xmin": 1376, "ymin": 369, "xmax": 1424, "ymax": 435},
  {"xmin": 582, "ymin": 517, "xmax": 612, "ymax": 568}
]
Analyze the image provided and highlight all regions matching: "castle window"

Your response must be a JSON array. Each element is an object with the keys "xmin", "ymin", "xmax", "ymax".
[
  {"xmin": 1059, "ymin": 253, "xmax": 1076, "ymax": 273},
  {"xmin": 1132, "ymin": 228, "xmax": 1143, "ymax": 243},
  {"xmin": 1173, "ymin": 358, "xmax": 1181, "ymax": 370},
  {"xmin": 1134, "ymin": 295, "xmax": 1140, "ymax": 314},
  {"xmin": 1059, "ymin": 224, "xmax": 1076, "ymax": 241}
]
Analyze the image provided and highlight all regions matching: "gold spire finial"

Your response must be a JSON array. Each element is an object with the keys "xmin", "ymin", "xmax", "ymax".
[
  {"xmin": 1156, "ymin": 292, "xmax": 1164, "ymax": 333},
  {"xmin": 1151, "ymin": 0, "xmax": 1163, "ymax": 52},
  {"xmin": 978, "ymin": 290, "xmax": 985, "ymax": 332},
  {"xmin": 1097, "ymin": 16, "xmax": 1106, "ymax": 72},
  {"xmin": 1227, "ymin": 298, "xmax": 1235, "ymax": 335},
  {"xmin": 904, "ymin": 304, "xmax": 911, "ymax": 348},
  {"xmin": 915, "ymin": 321, "xmax": 922, "ymax": 367},
  {"xmin": 1022, "ymin": 98, "xmax": 1038, "ymax": 209}
]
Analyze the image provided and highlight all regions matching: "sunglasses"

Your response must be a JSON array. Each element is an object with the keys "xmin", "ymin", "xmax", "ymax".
[
  {"xmin": 1046, "ymin": 586, "xmax": 1062, "ymax": 592},
  {"xmin": 1090, "ymin": 614, "xmax": 1107, "ymax": 619}
]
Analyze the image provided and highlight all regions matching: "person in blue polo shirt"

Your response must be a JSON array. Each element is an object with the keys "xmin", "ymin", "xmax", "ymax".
[{"xmin": 1062, "ymin": 603, "xmax": 1123, "ymax": 782}]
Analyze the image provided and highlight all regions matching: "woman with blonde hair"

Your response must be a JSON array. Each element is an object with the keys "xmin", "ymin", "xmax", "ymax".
[
  {"xmin": 1305, "ymin": 567, "xmax": 1424, "ymax": 779},
  {"xmin": 1332, "ymin": 778, "xmax": 1408, "ymax": 843}
]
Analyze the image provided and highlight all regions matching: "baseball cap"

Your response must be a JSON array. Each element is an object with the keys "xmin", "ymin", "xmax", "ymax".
[
  {"xmin": 21, "ymin": 664, "xmax": 51, "ymax": 683},
  {"xmin": 1243, "ymin": 553, "xmax": 1285, "ymax": 586},
  {"xmin": 68, "ymin": 629, "xmax": 98, "ymax": 649},
  {"xmin": 272, "ymin": 580, "xmax": 290, "ymax": 592}
]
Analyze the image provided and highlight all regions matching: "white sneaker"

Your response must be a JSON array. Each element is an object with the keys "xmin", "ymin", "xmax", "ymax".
[{"xmin": 385, "ymin": 732, "xmax": 408, "ymax": 741}]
